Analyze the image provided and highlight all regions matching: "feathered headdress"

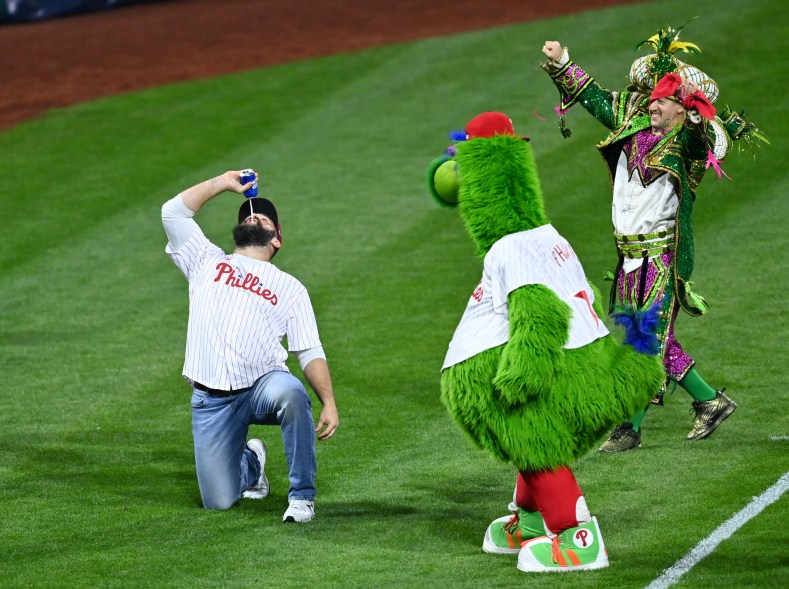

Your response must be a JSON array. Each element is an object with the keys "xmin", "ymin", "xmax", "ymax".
[
  {"xmin": 629, "ymin": 22, "xmax": 718, "ymax": 104},
  {"xmin": 633, "ymin": 22, "xmax": 768, "ymax": 168}
]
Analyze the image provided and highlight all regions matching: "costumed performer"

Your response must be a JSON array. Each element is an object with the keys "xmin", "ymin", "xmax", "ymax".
[
  {"xmin": 540, "ymin": 25, "xmax": 767, "ymax": 451},
  {"xmin": 426, "ymin": 112, "xmax": 665, "ymax": 572}
]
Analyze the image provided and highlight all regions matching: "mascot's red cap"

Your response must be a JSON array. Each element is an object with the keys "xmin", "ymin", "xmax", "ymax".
[
  {"xmin": 238, "ymin": 197, "xmax": 282, "ymax": 245},
  {"xmin": 465, "ymin": 112, "xmax": 530, "ymax": 141}
]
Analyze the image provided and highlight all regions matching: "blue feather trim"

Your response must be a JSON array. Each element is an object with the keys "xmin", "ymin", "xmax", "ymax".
[{"xmin": 611, "ymin": 302, "xmax": 661, "ymax": 355}]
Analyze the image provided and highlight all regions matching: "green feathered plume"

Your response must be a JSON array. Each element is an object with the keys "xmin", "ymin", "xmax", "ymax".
[
  {"xmin": 719, "ymin": 106, "xmax": 770, "ymax": 157},
  {"xmin": 634, "ymin": 21, "xmax": 701, "ymax": 82}
]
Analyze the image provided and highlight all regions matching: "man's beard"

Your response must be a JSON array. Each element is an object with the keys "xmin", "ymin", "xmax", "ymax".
[{"xmin": 232, "ymin": 222, "xmax": 277, "ymax": 249}]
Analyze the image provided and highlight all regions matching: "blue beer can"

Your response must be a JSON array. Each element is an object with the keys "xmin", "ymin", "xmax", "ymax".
[{"xmin": 240, "ymin": 168, "xmax": 258, "ymax": 198}]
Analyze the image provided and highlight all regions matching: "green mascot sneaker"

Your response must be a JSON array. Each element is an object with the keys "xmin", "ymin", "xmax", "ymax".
[
  {"xmin": 482, "ymin": 503, "xmax": 549, "ymax": 554},
  {"xmin": 516, "ymin": 516, "xmax": 608, "ymax": 572}
]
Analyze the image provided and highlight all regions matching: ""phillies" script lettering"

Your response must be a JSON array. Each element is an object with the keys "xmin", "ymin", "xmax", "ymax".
[
  {"xmin": 213, "ymin": 262, "xmax": 278, "ymax": 305},
  {"xmin": 552, "ymin": 242, "xmax": 576, "ymax": 266}
]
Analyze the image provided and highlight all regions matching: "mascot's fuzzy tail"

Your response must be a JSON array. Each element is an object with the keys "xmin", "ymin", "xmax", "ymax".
[{"xmin": 611, "ymin": 302, "xmax": 662, "ymax": 355}]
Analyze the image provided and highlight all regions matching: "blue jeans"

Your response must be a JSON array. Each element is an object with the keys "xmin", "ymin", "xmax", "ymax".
[{"xmin": 190, "ymin": 370, "xmax": 316, "ymax": 510}]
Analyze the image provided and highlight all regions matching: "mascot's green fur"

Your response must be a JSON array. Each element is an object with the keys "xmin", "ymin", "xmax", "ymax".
[
  {"xmin": 430, "ymin": 114, "xmax": 667, "ymax": 571},
  {"xmin": 431, "ymin": 118, "xmax": 665, "ymax": 473}
]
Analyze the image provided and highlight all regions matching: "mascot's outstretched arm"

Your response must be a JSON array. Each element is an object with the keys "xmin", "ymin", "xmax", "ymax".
[{"xmin": 493, "ymin": 284, "xmax": 569, "ymax": 406}]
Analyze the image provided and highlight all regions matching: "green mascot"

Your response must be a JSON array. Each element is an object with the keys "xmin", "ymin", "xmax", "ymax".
[{"xmin": 427, "ymin": 112, "xmax": 665, "ymax": 572}]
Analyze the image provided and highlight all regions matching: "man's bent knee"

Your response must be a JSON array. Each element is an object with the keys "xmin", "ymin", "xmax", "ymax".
[{"xmin": 271, "ymin": 381, "xmax": 312, "ymax": 414}]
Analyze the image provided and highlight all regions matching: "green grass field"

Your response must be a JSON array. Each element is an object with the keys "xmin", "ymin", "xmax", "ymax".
[{"xmin": 1, "ymin": 0, "xmax": 787, "ymax": 587}]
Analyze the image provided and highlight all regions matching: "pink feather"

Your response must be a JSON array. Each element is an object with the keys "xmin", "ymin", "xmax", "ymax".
[{"xmin": 705, "ymin": 149, "xmax": 731, "ymax": 180}]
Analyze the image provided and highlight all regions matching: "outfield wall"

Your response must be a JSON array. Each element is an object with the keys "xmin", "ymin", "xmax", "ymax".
[{"xmin": 1, "ymin": 0, "xmax": 152, "ymax": 24}]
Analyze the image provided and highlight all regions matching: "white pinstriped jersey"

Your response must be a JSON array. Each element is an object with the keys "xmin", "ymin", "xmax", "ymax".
[
  {"xmin": 442, "ymin": 224, "xmax": 609, "ymax": 370},
  {"xmin": 164, "ymin": 198, "xmax": 322, "ymax": 390}
]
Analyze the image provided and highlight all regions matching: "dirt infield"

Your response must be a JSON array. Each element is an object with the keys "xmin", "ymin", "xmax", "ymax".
[{"xmin": 0, "ymin": 0, "xmax": 643, "ymax": 131}]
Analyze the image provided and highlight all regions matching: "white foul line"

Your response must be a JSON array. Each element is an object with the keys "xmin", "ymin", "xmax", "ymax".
[{"xmin": 645, "ymin": 471, "xmax": 789, "ymax": 589}]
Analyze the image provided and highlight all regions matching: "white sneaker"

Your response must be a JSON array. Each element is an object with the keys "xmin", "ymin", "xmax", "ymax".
[
  {"xmin": 282, "ymin": 499, "xmax": 315, "ymax": 522},
  {"xmin": 242, "ymin": 439, "xmax": 269, "ymax": 499}
]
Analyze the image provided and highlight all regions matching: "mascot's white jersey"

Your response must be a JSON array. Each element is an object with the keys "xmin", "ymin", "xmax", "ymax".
[{"xmin": 442, "ymin": 224, "xmax": 609, "ymax": 370}]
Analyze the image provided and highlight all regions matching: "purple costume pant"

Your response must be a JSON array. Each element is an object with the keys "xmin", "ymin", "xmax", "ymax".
[{"xmin": 614, "ymin": 252, "xmax": 694, "ymax": 383}]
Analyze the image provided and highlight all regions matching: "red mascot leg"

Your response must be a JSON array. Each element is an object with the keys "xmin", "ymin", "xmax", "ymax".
[{"xmin": 515, "ymin": 467, "xmax": 590, "ymax": 534}]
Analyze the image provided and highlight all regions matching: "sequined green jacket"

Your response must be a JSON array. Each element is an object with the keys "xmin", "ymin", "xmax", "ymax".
[{"xmin": 543, "ymin": 59, "xmax": 718, "ymax": 316}]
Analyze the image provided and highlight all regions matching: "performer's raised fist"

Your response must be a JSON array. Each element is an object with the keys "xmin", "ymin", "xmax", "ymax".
[{"xmin": 542, "ymin": 41, "xmax": 563, "ymax": 61}]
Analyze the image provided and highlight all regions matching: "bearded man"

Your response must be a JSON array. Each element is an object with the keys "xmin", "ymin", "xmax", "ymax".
[{"xmin": 161, "ymin": 170, "xmax": 339, "ymax": 521}]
